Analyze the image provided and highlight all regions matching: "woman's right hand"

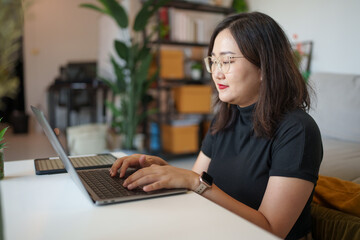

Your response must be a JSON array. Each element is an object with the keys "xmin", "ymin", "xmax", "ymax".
[{"xmin": 109, "ymin": 154, "xmax": 168, "ymax": 178}]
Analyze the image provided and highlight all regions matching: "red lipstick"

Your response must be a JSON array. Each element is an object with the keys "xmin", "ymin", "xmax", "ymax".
[{"xmin": 218, "ymin": 84, "xmax": 228, "ymax": 90}]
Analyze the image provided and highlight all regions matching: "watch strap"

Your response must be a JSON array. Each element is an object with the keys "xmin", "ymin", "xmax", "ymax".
[
  {"xmin": 194, "ymin": 172, "xmax": 212, "ymax": 195},
  {"xmin": 194, "ymin": 181, "xmax": 208, "ymax": 195}
]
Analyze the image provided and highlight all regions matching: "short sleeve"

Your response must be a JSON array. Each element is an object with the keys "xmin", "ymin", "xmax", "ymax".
[
  {"xmin": 270, "ymin": 111, "xmax": 323, "ymax": 184},
  {"xmin": 201, "ymin": 120, "xmax": 215, "ymax": 158}
]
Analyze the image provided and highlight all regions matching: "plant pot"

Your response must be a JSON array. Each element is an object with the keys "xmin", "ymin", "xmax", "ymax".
[
  {"xmin": 191, "ymin": 69, "xmax": 202, "ymax": 80},
  {"xmin": 107, "ymin": 129, "xmax": 122, "ymax": 151},
  {"xmin": 107, "ymin": 129, "xmax": 145, "ymax": 153},
  {"xmin": 0, "ymin": 149, "xmax": 4, "ymax": 179}
]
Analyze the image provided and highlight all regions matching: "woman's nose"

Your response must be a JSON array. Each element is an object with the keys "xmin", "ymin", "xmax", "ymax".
[{"xmin": 213, "ymin": 66, "xmax": 225, "ymax": 80}]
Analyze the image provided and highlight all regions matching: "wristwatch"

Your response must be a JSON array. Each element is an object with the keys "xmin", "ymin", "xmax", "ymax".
[{"xmin": 194, "ymin": 171, "xmax": 213, "ymax": 195}]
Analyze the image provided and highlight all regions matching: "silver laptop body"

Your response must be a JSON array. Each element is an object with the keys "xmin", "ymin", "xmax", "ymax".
[{"xmin": 31, "ymin": 106, "xmax": 187, "ymax": 205}]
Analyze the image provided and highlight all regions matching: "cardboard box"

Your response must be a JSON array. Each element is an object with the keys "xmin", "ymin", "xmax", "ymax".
[
  {"xmin": 173, "ymin": 85, "xmax": 212, "ymax": 113},
  {"xmin": 160, "ymin": 49, "xmax": 184, "ymax": 79},
  {"xmin": 162, "ymin": 124, "xmax": 199, "ymax": 154}
]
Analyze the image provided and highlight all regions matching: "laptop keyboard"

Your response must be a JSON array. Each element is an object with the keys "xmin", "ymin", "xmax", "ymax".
[
  {"xmin": 36, "ymin": 154, "xmax": 116, "ymax": 171},
  {"xmin": 78, "ymin": 169, "xmax": 147, "ymax": 199}
]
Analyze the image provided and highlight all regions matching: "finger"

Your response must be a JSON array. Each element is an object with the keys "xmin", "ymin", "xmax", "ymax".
[
  {"xmin": 143, "ymin": 181, "xmax": 164, "ymax": 192},
  {"xmin": 119, "ymin": 160, "xmax": 131, "ymax": 178},
  {"xmin": 54, "ymin": 128, "xmax": 60, "ymax": 136},
  {"xmin": 139, "ymin": 154, "xmax": 147, "ymax": 167},
  {"xmin": 110, "ymin": 157, "xmax": 125, "ymax": 177},
  {"xmin": 119, "ymin": 154, "xmax": 143, "ymax": 177},
  {"xmin": 124, "ymin": 165, "xmax": 164, "ymax": 187},
  {"xmin": 123, "ymin": 167, "xmax": 151, "ymax": 187},
  {"xmin": 127, "ymin": 174, "xmax": 160, "ymax": 190}
]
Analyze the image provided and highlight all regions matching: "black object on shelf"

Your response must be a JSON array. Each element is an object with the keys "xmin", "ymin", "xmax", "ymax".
[{"xmin": 10, "ymin": 110, "xmax": 29, "ymax": 134}]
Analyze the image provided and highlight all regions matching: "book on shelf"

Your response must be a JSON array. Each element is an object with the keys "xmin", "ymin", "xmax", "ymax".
[{"xmin": 167, "ymin": 8, "xmax": 222, "ymax": 44}]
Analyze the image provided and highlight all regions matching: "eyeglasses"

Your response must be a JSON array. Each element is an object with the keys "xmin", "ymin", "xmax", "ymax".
[{"xmin": 204, "ymin": 55, "xmax": 245, "ymax": 74}]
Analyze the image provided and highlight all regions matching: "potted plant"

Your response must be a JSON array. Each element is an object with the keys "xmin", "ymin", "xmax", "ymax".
[
  {"xmin": 80, "ymin": 0, "xmax": 169, "ymax": 150},
  {"xmin": 0, "ymin": 118, "xmax": 8, "ymax": 179},
  {"xmin": 0, "ymin": 0, "xmax": 22, "ymax": 113},
  {"xmin": 190, "ymin": 61, "xmax": 203, "ymax": 80}
]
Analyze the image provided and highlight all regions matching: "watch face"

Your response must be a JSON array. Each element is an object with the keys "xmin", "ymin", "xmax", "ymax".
[{"xmin": 201, "ymin": 172, "xmax": 213, "ymax": 186}]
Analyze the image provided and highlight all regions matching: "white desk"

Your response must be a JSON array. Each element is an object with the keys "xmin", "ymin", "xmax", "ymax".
[{"xmin": 0, "ymin": 154, "xmax": 278, "ymax": 240}]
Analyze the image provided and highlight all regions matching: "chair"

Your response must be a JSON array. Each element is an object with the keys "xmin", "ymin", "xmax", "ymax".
[
  {"xmin": 48, "ymin": 62, "xmax": 108, "ymax": 129},
  {"xmin": 66, "ymin": 123, "xmax": 108, "ymax": 155}
]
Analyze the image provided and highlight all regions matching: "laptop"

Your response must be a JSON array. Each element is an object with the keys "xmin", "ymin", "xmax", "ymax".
[
  {"xmin": 31, "ymin": 106, "xmax": 187, "ymax": 205},
  {"xmin": 34, "ymin": 153, "xmax": 117, "ymax": 175}
]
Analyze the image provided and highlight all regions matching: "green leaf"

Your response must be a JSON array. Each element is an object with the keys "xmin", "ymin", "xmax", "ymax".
[
  {"xmin": 136, "ymin": 108, "xmax": 158, "ymax": 126},
  {"xmin": 0, "ymin": 127, "xmax": 8, "ymax": 139},
  {"xmin": 127, "ymin": 45, "xmax": 136, "ymax": 71},
  {"xmin": 98, "ymin": 0, "xmax": 128, "ymax": 28},
  {"xmin": 135, "ymin": 53, "xmax": 152, "ymax": 84},
  {"xmin": 114, "ymin": 40, "xmax": 129, "ymax": 62},
  {"xmin": 133, "ymin": 0, "xmax": 170, "ymax": 31},
  {"xmin": 136, "ymin": 46, "xmax": 151, "ymax": 63},
  {"xmin": 143, "ymin": 68, "xmax": 158, "ymax": 93},
  {"xmin": 99, "ymin": 76, "xmax": 120, "ymax": 94},
  {"xmin": 0, "ymin": 143, "xmax": 5, "ymax": 149},
  {"xmin": 133, "ymin": 6, "xmax": 152, "ymax": 32},
  {"xmin": 79, "ymin": 3, "xmax": 107, "ymax": 14},
  {"xmin": 105, "ymin": 101, "xmax": 122, "ymax": 118},
  {"xmin": 133, "ymin": 54, "xmax": 152, "ymax": 103},
  {"xmin": 110, "ymin": 56, "xmax": 127, "ymax": 93}
]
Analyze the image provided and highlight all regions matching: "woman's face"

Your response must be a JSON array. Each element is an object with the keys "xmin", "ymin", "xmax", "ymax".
[{"xmin": 211, "ymin": 29, "xmax": 261, "ymax": 107}]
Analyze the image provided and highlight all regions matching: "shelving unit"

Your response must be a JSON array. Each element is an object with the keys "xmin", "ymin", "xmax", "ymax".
[{"xmin": 144, "ymin": 0, "xmax": 234, "ymax": 157}]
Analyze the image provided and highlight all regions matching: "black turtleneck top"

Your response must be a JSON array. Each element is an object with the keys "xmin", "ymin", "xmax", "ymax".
[{"xmin": 201, "ymin": 104, "xmax": 323, "ymax": 240}]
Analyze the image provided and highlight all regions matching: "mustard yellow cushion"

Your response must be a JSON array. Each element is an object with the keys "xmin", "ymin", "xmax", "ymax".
[
  {"xmin": 311, "ymin": 203, "xmax": 360, "ymax": 240},
  {"xmin": 313, "ymin": 175, "xmax": 360, "ymax": 218}
]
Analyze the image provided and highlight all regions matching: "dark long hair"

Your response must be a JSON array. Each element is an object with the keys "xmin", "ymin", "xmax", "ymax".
[{"xmin": 209, "ymin": 12, "xmax": 311, "ymax": 138}]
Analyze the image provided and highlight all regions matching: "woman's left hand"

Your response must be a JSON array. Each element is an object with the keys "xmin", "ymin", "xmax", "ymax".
[{"xmin": 123, "ymin": 165, "xmax": 199, "ymax": 192}]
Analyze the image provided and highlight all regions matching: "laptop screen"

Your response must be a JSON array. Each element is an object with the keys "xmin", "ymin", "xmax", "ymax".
[{"xmin": 31, "ymin": 106, "xmax": 93, "ymax": 202}]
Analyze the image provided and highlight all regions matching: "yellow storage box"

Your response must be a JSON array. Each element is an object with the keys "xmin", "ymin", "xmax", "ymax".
[
  {"xmin": 173, "ymin": 85, "xmax": 212, "ymax": 113},
  {"xmin": 161, "ymin": 124, "xmax": 199, "ymax": 154},
  {"xmin": 160, "ymin": 49, "xmax": 184, "ymax": 79}
]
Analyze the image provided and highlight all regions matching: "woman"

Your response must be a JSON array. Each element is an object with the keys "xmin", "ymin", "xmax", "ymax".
[{"xmin": 110, "ymin": 12, "xmax": 322, "ymax": 240}]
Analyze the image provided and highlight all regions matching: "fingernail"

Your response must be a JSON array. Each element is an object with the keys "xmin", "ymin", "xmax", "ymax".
[{"xmin": 127, "ymin": 184, "xmax": 133, "ymax": 190}]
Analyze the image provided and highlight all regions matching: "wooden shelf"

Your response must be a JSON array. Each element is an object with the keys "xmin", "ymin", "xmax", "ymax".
[
  {"xmin": 159, "ymin": 78, "xmax": 211, "ymax": 86},
  {"xmin": 142, "ymin": 0, "xmax": 234, "ymax": 14},
  {"xmin": 150, "ymin": 40, "xmax": 208, "ymax": 47},
  {"xmin": 142, "ymin": 0, "xmax": 232, "ymax": 155},
  {"xmin": 162, "ymin": 1, "xmax": 234, "ymax": 14}
]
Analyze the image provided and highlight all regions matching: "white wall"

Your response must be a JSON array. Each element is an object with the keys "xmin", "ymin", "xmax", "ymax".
[
  {"xmin": 24, "ymin": 0, "xmax": 100, "ymax": 116},
  {"xmin": 97, "ymin": 0, "xmax": 131, "ymax": 81},
  {"xmin": 24, "ymin": 0, "xmax": 360, "ymax": 120},
  {"xmin": 248, "ymin": 0, "xmax": 360, "ymax": 75}
]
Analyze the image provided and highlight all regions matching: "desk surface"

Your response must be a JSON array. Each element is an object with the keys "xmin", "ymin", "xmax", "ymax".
[{"xmin": 1, "ymin": 154, "xmax": 278, "ymax": 240}]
